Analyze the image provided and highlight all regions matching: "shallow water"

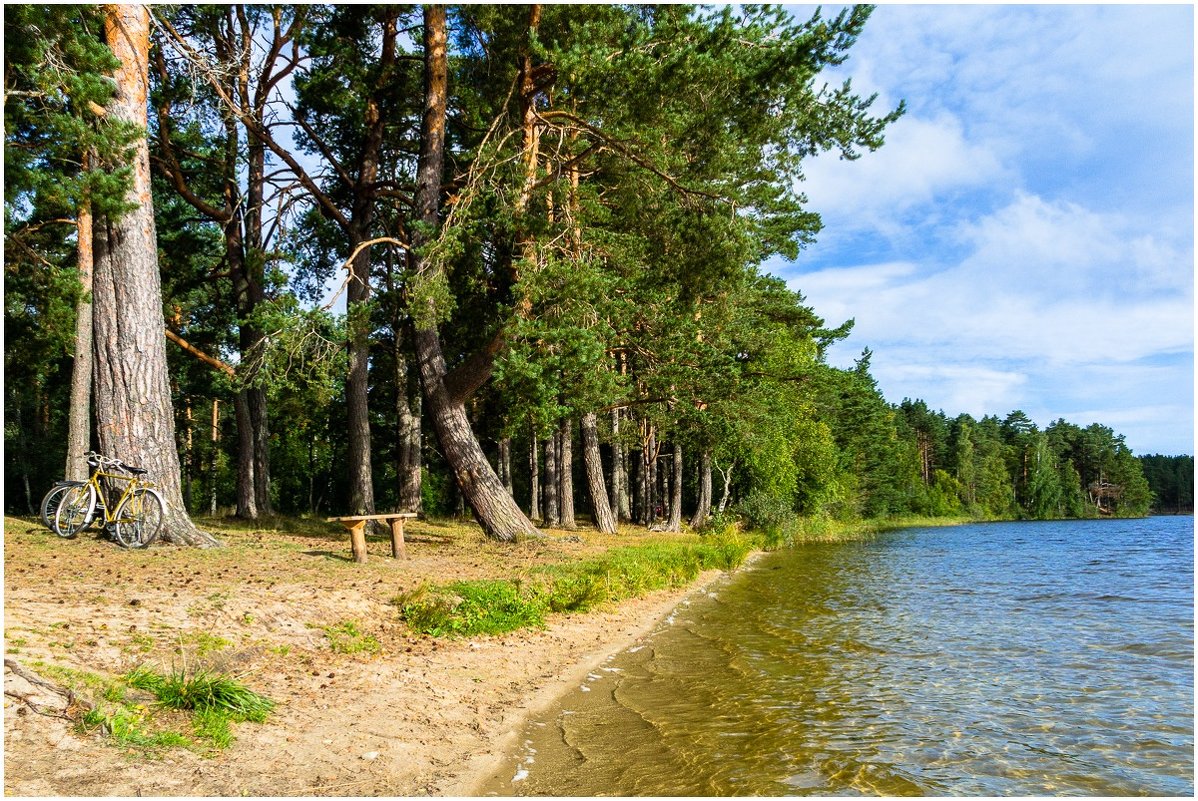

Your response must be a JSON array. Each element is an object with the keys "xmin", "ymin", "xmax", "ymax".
[{"xmin": 484, "ymin": 517, "xmax": 1194, "ymax": 796}]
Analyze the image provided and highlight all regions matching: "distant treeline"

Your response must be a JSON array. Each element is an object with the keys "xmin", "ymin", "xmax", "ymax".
[{"xmin": 1138, "ymin": 455, "xmax": 1195, "ymax": 514}]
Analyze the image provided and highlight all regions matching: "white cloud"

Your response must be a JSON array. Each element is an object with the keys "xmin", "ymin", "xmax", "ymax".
[
  {"xmin": 781, "ymin": 4, "xmax": 1194, "ymax": 454},
  {"xmin": 954, "ymin": 193, "xmax": 1194, "ymax": 299},
  {"xmin": 871, "ymin": 360, "xmax": 1029, "ymax": 418},
  {"xmin": 801, "ymin": 112, "xmax": 1005, "ymax": 242}
]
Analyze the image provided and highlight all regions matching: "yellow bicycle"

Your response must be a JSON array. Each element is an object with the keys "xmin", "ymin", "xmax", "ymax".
[{"xmin": 54, "ymin": 451, "xmax": 165, "ymax": 548}]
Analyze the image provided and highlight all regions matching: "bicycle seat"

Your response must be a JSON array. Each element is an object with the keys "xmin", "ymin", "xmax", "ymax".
[{"xmin": 123, "ymin": 465, "xmax": 148, "ymax": 475}]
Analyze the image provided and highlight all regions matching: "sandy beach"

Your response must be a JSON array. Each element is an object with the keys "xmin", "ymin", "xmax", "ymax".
[{"xmin": 3, "ymin": 515, "xmax": 741, "ymax": 796}]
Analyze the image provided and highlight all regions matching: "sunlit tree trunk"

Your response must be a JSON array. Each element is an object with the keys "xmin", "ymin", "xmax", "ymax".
[
  {"xmin": 65, "ymin": 163, "xmax": 94, "ymax": 482},
  {"xmin": 666, "ymin": 443, "xmax": 682, "ymax": 532},
  {"xmin": 689, "ymin": 450, "xmax": 712, "ymax": 528},
  {"xmin": 581, "ymin": 412, "xmax": 617, "ymax": 534},
  {"xmin": 558, "ymin": 418, "xmax": 576, "ymax": 529},
  {"xmin": 529, "ymin": 429, "xmax": 541, "ymax": 520},
  {"xmin": 543, "ymin": 437, "xmax": 559, "ymax": 526},
  {"xmin": 93, "ymin": 5, "xmax": 217, "ymax": 546}
]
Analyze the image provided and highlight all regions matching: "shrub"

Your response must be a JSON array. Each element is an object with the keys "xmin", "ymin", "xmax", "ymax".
[{"xmin": 736, "ymin": 491, "xmax": 797, "ymax": 534}]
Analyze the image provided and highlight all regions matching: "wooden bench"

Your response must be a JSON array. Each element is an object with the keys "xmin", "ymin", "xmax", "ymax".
[{"xmin": 326, "ymin": 513, "xmax": 418, "ymax": 563}]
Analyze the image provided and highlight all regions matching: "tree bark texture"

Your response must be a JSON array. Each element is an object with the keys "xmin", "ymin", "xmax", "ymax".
[
  {"xmin": 234, "ymin": 390, "xmax": 257, "ymax": 518},
  {"xmin": 498, "ymin": 437, "xmax": 513, "ymax": 495},
  {"xmin": 249, "ymin": 385, "xmax": 271, "ymax": 514},
  {"xmin": 93, "ymin": 5, "xmax": 217, "ymax": 546},
  {"xmin": 409, "ymin": 6, "xmax": 537, "ymax": 541},
  {"xmin": 396, "ymin": 352, "xmax": 423, "ymax": 513},
  {"xmin": 608, "ymin": 408, "xmax": 623, "ymax": 520},
  {"xmin": 716, "ymin": 460, "xmax": 735, "ymax": 513},
  {"xmin": 543, "ymin": 437, "xmax": 559, "ymax": 527},
  {"xmin": 581, "ymin": 413, "xmax": 617, "ymax": 534},
  {"xmin": 66, "ymin": 178, "xmax": 94, "ymax": 482},
  {"xmin": 689, "ymin": 450, "xmax": 713, "ymax": 528},
  {"xmin": 529, "ymin": 430, "xmax": 541, "ymax": 520},
  {"xmin": 666, "ymin": 444, "xmax": 683, "ymax": 532},
  {"xmin": 558, "ymin": 418, "xmax": 576, "ymax": 529}
]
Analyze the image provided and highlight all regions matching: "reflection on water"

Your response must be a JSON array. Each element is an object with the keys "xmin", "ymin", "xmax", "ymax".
[{"xmin": 483, "ymin": 517, "xmax": 1194, "ymax": 796}]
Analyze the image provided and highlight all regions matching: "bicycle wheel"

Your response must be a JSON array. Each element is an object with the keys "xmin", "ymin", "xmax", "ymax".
[
  {"xmin": 112, "ymin": 488, "xmax": 164, "ymax": 548},
  {"xmin": 40, "ymin": 484, "xmax": 72, "ymax": 530},
  {"xmin": 54, "ymin": 484, "xmax": 96, "ymax": 539}
]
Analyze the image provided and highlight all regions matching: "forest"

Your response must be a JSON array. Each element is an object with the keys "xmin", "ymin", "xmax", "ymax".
[{"xmin": 5, "ymin": 4, "xmax": 1170, "ymax": 545}]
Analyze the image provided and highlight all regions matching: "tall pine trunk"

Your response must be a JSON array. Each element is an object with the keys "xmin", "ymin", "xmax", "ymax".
[
  {"xmin": 543, "ymin": 437, "xmax": 559, "ymax": 526},
  {"xmin": 409, "ymin": 6, "xmax": 537, "ymax": 541},
  {"xmin": 666, "ymin": 444, "xmax": 683, "ymax": 532},
  {"xmin": 529, "ymin": 430, "xmax": 541, "ymax": 520},
  {"xmin": 689, "ymin": 449, "xmax": 712, "ymax": 528},
  {"xmin": 345, "ymin": 242, "xmax": 375, "ymax": 516},
  {"xmin": 558, "ymin": 418, "xmax": 576, "ymax": 529},
  {"xmin": 234, "ymin": 390, "xmax": 257, "ymax": 518},
  {"xmin": 609, "ymin": 408, "xmax": 625, "ymax": 521},
  {"xmin": 93, "ymin": 5, "xmax": 217, "ymax": 546},
  {"xmin": 397, "ymin": 351, "xmax": 423, "ymax": 513},
  {"xmin": 581, "ymin": 412, "xmax": 617, "ymax": 534},
  {"xmin": 65, "ymin": 169, "xmax": 94, "ymax": 482},
  {"xmin": 498, "ymin": 437, "xmax": 513, "ymax": 495}
]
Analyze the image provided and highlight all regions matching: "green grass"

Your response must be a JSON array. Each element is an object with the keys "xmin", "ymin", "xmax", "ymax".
[
  {"xmin": 393, "ymin": 531, "xmax": 758, "ymax": 637},
  {"xmin": 394, "ymin": 580, "xmax": 546, "ymax": 637},
  {"xmin": 56, "ymin": 664, "xmax": 274, "ymax": 754},
  {"xmin": 125, "ymin": 666, "xmax": 274, "ymax": 724},
  {"xmin": 322, "ymin": 620, "xmax": 382, "ymax": 655}
]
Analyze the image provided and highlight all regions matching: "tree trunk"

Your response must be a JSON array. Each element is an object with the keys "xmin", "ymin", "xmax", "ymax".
[
  {"xmin": 666, "ymin": 443, "xmax": 683, "ymax": 532},
  {"xmin": 65, "ymin": 176, "xmax": 94, "ymax": 482},
  {"xmin": 716, "ymin": 460, "xmax": 735, "ymax": 514},
  {"xmin": 234, "ymin": 390, "xmax": 257, "ymax": 518},
  {"xmin": 416, "ymin": 331, "xmax": 535, "ymax": 539},
  {"xmin": 581, "ymin": 412, "xmax": 616, "ymax": 534},
  {"xmin": 558, "ymin": 418, "xmax": 576, "ymax": 529},
  {"xmin": 543, "ymin": 436, "xmax": 559, "ymax": 527},
  {"xmin": 609, "ymin": 408, "xmax": 625, "ymax": 521},
  {"xmin": 529, "ymin": 428, "xmax": 541, "ymax": 520},
  {"xmin": 405, "ymin": 6, "xmax": 538, "ymax": 542},
  {"xmin": 689, "ymin": 450, "xmax": 712, "ymax": 528},
  {"xmin": 93, "ymin": 5, "xmax": 217, "ymax": 546},
  {"xmin": 249, "ymin": 385, "xmax": 271, "ymax": 514},
  {"xmin": 647, "ymin": 427, "xmax": 658, "ymax": 524},
  {"xmin": 397, "ymin": 353, "xmax": 423, "ymax": 513},
  {"xmin": 209, "ymin": 399, "xmax": 219, "ymax": 516},
  {"xmin": 498, "ymin": 437, "xmax": 513, "ymax": 495},
  {"xmin": 183, "ymin": 397, "xmax": 193, "ymax": 510},
  {"xmin": 345, "ymin": 259, "xmax": 374, "ymax": 515},
  {"xmin": 343, "ymin": 11, "xmax": 398, "ymax": 517}
]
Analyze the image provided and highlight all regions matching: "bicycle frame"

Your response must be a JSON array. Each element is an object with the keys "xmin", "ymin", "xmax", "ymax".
[{"xmin": 73, "ymin": 456, "xmax": 158, "ymax": 527}]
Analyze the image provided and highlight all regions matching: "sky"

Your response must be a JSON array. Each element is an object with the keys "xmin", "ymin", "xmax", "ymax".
[{"xmin": 771, "ymin": 4, "xmax": 1194, "ymax": 456}]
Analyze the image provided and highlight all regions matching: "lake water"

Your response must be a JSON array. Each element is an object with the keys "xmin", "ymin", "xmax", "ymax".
[{"xmin": 483, "ymin": 517, "xmax": 1194, "ymax": 796}]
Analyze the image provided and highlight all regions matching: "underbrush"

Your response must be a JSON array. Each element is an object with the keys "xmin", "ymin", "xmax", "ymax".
[{"xmin": 393, "ymin": 531, "xmax": 758, "ymax": 637}]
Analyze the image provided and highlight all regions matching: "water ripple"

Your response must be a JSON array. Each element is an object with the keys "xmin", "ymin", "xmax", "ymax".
[{"xmin": 487, "ymin": 517, "xmax": 1194, "ymax": 797}]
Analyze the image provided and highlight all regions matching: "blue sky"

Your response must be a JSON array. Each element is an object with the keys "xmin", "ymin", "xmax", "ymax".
[{"xmin": 772, "ymin": 4, "xmax": 1194, "ymax": 456}]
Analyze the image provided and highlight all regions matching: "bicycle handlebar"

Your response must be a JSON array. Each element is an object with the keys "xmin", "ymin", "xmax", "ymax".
[{"xmin": 85, "ymin": 451, "xmax": 128, "ymax": 471}]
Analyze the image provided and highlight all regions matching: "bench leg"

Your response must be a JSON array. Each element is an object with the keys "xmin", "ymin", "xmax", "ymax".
[
  {"xmin": 348, "ymin": 521, "xmax": 368, "ymax": 564},
  {"xmin": 390, "ymin": 518, "xmax": 407, "ymax": 559}
]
